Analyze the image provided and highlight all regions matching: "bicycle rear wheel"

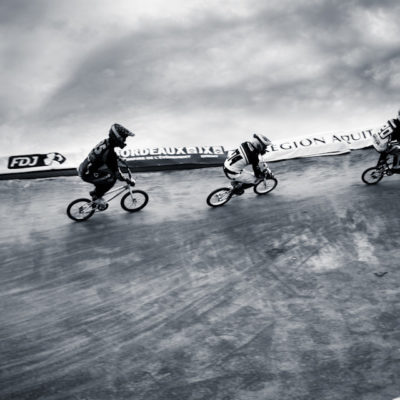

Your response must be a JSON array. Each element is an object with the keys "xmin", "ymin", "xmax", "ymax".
[
  {"xmin": 254, "ymin": 178, "xmax": 278, "ymax": 195},
  {"xmin": 207, "ymin": 188, "xmax": 232, "ymax": 207},
  {"xmin": 362, "ymin": 167, "xmax": 383, "ymax": 185},
  {"xmin": 67, "ymin": 198, "xmax": 95, "ymax": 222},
  {"xmin": 121, "ymin": 190, "xmax": 149, "ymax": 212}
]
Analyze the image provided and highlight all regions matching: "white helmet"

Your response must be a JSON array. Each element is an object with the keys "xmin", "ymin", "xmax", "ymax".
[{"xmin": 252, "ymin": 134, "xmax": 272, "ymax": 153}]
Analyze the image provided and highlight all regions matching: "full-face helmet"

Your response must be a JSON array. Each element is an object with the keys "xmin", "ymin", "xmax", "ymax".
[
  {"xmin": 252, "ymin": 134, "xmax": 272, "ymax": 154},
  {"xmin": 109, "ymin": 123, "xmax": 135, "ymax": 148}
]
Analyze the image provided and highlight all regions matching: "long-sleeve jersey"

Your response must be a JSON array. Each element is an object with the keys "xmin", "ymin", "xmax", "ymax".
[
  {"xmin": 80, "ymin": 138, "xmax": 119, "ymax": 175},
  {"xmin": 372, "ymin": 118, "xmax": 400, "ymax": 152},
  {"xmin": 224, "ymin": 141, "xmax": 261, "ymax": 175}
]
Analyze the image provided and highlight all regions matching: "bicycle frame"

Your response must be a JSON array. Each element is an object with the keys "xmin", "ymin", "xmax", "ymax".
[
  {"xmin": 67, "ymin": 159, "xmax": 149, "ymax": 221},
  {"xmin": 377, "ymin": 149, "xmax": 400, "ymax": 168},
  {"xmin": 207, "ymin": 173, "xmax": 277, "ymax": 207},
  {"xmin": 101, "ymin": 181, "xmax": 132, "ymax": 203},
  {"xmin": 225, "ymin": 177, "xmax": 270, "ymax": 199},
  {"xmin": 373, "ymin": 154, "xmax": 400, "ymax": 177},
  {"xmin": 234, "ymin": 176, "xmax": 270, "ymax": 191},
  {"xmin": 94, "ymin": 161, "xmax": 137, "ymax": 204},
  {"xmin": 361, "ymin": 153, "xmax": 400, "ymax": 185}
]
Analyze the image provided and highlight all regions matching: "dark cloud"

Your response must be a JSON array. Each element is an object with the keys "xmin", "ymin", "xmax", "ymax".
[
  {"xmin": 36, "ymin": 0, "xmax": 400, "ymax": 127},
  {"xmin": 0, "ymin": 0, "xmax": 48, "ymax": 26},
  {"xmin": 2, "ymin": 0, "xmax": 400, "ymax": 155}
]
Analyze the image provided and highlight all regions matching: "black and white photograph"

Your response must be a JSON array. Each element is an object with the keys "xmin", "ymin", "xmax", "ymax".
[{"xmin": 1, "ymin": 0, "xmax": 400, "ymax": 399}]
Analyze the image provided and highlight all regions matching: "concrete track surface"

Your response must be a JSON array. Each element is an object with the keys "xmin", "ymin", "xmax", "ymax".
[{"xmin": 1, "ymin": 149, "xmax": 400, "ymax": 400}]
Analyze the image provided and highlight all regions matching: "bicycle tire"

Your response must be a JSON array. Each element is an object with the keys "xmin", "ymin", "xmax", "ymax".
[
  {"xmin": 254, "ymin": 178, "xmax": 278, "ymax": 195},
  {"xmin": 67, "ymin": 198, "xmax": 95, "ymax": 222},
  {"xmin": 120, "ymin": 190, "xmax": 149, "ymax": 212},
  {"xmin": 206, "ymin": 187, "xmax": 232, "ymax": 207},
  {"xmin": 361, "ymin": 167, "xmax": 383, "ymax": 185}
]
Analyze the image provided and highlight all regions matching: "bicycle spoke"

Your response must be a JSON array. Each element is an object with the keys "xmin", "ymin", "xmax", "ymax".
[
  {"xmin": 362, "ymin": 167, "xmax": 383, "ymax": 185},
  {"xmin": 254, "ymin": 178, "xmax": 277, "ymax": 194},
  {"xmin": 67, "ymin": 199, "xmax": 95, "ymax": 221},
  {"xmin": 126, "ymin": 195, "xmax": 139, "ymax": 207},
  {"xmin": 208, "ymin": 189, "xmax": 231, "ymax": 206},
  {"xmin": 121, "ymin": 190, "xmax": 149, "ymax": 212}
]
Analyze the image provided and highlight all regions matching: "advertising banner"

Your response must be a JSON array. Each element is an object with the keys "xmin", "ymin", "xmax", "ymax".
[
  {"xmin": 0, "ymin": 127, "xmax": 375, "ymax": 179},
  {"xmin": 261, "ymin": 128, "xmax": 374, "ymax": 162},
  {"xmin": 0, "ymin": 147, "xmax": 228, "ymax": 178},
  {"xmin": 0, "ymin": 151, "xmax": 86, "ymax": 179},
  {"xmin": 116, "ymin": 145, "xmax": 227, "ymax": 170}
]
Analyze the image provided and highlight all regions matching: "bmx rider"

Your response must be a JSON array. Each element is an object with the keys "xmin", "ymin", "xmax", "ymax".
[
  {"xmin": 78, "ymin": 123, "xmax": 135, "ymax": 207},
  {"xmin": 223, "ymin": 134, "xmax": 274, "ymax": 194},
  {"xmin": 372, "ymin": 109, "xmax": 400, "ymax": 170}
]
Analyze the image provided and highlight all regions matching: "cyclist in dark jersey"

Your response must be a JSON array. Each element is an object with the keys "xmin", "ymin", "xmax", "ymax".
[
  {"xmin": 78, "ymin": 123, "xmax": 134, "ymax": 207},
  {"xmin": 223, "ymin": 134, "xmax": 273, "ymax": 194}
]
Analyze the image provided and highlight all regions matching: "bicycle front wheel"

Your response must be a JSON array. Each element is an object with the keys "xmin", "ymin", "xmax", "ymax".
[
  {"xmin": 121, "ymin": 190, "xmax": 149, "ymax": 212},
  {"xmin": 254, "ymin": 178, "xmax": 278, "ymax": 195},
  {"xmin": 362, "ymin": 167, "xmax": 383, "ymax": 185},
  {"xmin": 67, "ymin": 198, "xmax": 95, "ymax": 222},
  {"xmin": 206, "ymin": 188, "xmax": 232, "ymax": 207}
]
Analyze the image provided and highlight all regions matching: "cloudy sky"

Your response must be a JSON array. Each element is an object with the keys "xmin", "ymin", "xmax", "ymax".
[{"xmin": 1, "ymin": 0, "xmax": 400, "ymax": 156}]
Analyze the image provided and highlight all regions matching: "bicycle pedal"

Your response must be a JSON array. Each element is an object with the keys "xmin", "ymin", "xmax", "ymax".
[{"xmin": 92, "ymin": 203, "xmax": 108, "ymax": 211}]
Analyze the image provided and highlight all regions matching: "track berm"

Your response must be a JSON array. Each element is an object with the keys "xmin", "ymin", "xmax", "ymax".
[{"xmin": 1, "ymin": 148, "xmax": 399, "ymax": 400}]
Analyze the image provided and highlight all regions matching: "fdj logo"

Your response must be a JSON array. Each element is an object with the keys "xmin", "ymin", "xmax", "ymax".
[{"xmin": 8, "ymin": 153, "xmax": 66, "ymax": 169}]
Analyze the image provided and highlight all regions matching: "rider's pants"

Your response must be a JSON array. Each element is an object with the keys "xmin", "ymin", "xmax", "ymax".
[
  {"xmin": 389, "ymin": 145, "xmax": 400, "ymax": 168},
  {"xmin": 379, "ymin": 147, "xmax": 400, "ymax": 169},
  {"xmin": 78, "ymin": 166, "xmax": 117, "ymax": 198}
]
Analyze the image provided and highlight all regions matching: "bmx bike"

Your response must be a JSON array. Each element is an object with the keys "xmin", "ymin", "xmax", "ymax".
[
  {"xmin": 207, "ymin": 174, "xmax": 278, "ymax": 207},
  {"xmin": 67, "ymin": 164, "xmax": 149, "ymax": 222},
  {"xmin": 362, "ymin": 153, "xmax": 400, "ymax": 185}
]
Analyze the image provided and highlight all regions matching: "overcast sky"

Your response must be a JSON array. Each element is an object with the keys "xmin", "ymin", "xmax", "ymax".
[{"xmin": 1, "ymin": 0, "xmax": 400, "ymax": 155}]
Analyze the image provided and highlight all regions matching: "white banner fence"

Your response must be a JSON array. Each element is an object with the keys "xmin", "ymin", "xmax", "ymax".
[{"xmin": 0, "ymin": 127, "xmax": 376, "ymax": 177}]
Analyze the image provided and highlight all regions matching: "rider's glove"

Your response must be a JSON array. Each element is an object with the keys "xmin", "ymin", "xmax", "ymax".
[
  {"xmin": 121, "ymin": 174, "xmax": 135, "ymax": 186},
  {"xmin": 116, "ymin": 172, "xmax": 125, "ymax": 181}
]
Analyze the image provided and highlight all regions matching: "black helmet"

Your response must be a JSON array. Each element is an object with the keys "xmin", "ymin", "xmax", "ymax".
[{"xmin": 109, "ymin": 123, "xmax": 135, "ymax": 148}]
